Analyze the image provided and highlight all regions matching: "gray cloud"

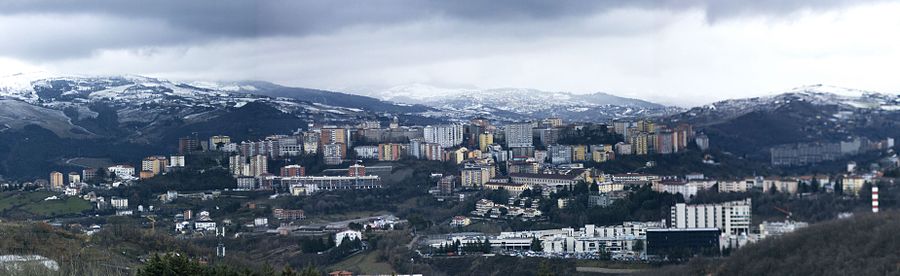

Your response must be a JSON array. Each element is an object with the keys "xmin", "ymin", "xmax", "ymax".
[
  {"xmin": 0, "ymin": 0, "xmax": 883, "ymax": 39},
  {"xmin": 1, "ymin": 0, "xmax": 897, "ymax": 107}
]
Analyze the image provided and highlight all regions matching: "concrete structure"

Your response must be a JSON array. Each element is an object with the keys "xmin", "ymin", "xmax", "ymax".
[
  {"xmin": 110, "ymin": 197, "xmax": 129, "ymax": 209},
  {"xmin": 509, "ymin": 169, "xmax": 591, "ymax": 192},
  {"xmin": 460, "ymin": 165, "xmax": 495, "ymax": 188},
  {"xmin": 280, "ymin": 165, "xmax": 306, "ymax": 177},
  {"xmin": 653, "ymin": 180, "xmax": 715, "ymax": 200},
  {"xmin": 378, "ymin": 143, "xmax": 403, "ymax": 161},
  {"xmin": 478, "ymin": 133, "xmax": 494, "ymax": 152},
  {"xmin": 322, "ymin": 143, "xmax": 345, "ymax": 165},
  {"xmin": 431, "ymin": 222, "xmax": 664, "ymax": 255},
  {"xmin": 483, "ymin": 182, "xmax": 529, "ymax": 197},
  {"xmin": 695, "ymin": 133, "xmax": 709, "ymax": 151},
  {"xmin": 843, "ymin": 175, "xmax": 869, "ymax": 197},
  {"xmin": 286, "ymin": 175, "xmax": 383, "ymax": 196},
  {"xmin": 141, "ymin": 156, "xmax": 169, "ymax": 177},
  {"xmin": 302, "ymin": 131, "xmax": 320, "ymax": 154},
  {"xmin": 50, "ymin": 171, "xmax": 64, "ymax": 191},
  {"xmin": 209, "ymin": 135, "xmax": 232, "ymax": 150},
  {"xmin": 273, "ymin": 209, "xmax": 306, "ymax": 220},
  {"xmin": 670, "ymin": 199, "xmax": 751, "ymax": 235},
  {"xmin": 107, "ymin": 165, "xmax": 136, "ymax": 179},
  {"xmin": 505, "ymin": 123, "xmax": 534, "ymax": 148},
  {"xmin": 539, "ymin": 128, "xmax": 560, "ymax": 146},
  {"xmin": 759, "ymin": 221, "xmax": 808, "ymax": 239},
  {"xmin": 249, "ymin": 155, "xmax": 268, "ymax": 177},
  {"xmin": 320, "ymin": 128, "xmax": 349, "ymax": 157},
  {"xmin": 353, "ymin": 145, "xmax": 379, "ymax": 159},
  {"xmin": 548, "ymin": 144, "xmax": 572, "ymax": 164},
  {"xmin": 717, "ymin": 179, "xmax": 753, "ymax": 193},
  {"xmin": 423, "ymin": 124, "xmax": 464, "ymax": 148},
  {"xmin": 646, "ymin": 228, "xmax": 720, "ymax": 256},
  {"xmin": 450, "ymin": 216, "xmax": 472, "ymax": 227},
  {"xmin": 335, "ymin": 230, "xmax": 363, "ymax": 246},
  {"xmin": 615, "ymin": 142, "xmax": 633, "ymax": 155},
  {"xmin": 437, "ymin": 175, "xmax": 458, "ymax": 195},
  {"xmin": 169, "ymin": 155, "xmax": 186, "ymax": 168},
  {"xmin": 762, "ymin": 177, "xmax": 799, "ymax": 194}
]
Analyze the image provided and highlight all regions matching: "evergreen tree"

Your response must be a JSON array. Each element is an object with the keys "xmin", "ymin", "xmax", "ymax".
[
  {"xmin": 281, "ymin": 266, "xmax": 298, "ymax": 276},
  {"xmin": 633, "ymin": 240, "xmax": 644, "ymax": 252},
  {"xmin": 530, "ymin": 237, "xmax": 543, "ymax": 252}
]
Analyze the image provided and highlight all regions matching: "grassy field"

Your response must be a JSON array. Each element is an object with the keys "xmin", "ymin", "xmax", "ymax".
[
  {"xmin": 327, "ymin": 250, "xmax": 394, "ymax": 274},
  {"xmin": 0, "ymin": 191, "xmax": 92, "ymax": 218}
]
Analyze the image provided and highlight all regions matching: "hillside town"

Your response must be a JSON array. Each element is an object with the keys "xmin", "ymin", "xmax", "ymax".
[{"xmin": 1, "ymin": 112, "xmax": 895, "ymax": 275}]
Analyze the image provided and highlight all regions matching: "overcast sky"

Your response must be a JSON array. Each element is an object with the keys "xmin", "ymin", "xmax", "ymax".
[{"xmin": 1, "ymin": 0, "xmax": 898, "ymax": 107}]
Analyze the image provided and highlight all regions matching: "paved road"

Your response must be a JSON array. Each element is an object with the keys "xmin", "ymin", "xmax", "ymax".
[{"xmin": 406, "ymin": 234, "xmax": 421, "ymax": 249}]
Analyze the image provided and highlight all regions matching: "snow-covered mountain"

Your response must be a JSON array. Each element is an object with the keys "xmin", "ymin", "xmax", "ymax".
[
  {"xmin": 360, "ymin": 84, "xmax": 680, "ymax": 122},
  {"xmin": 0, "ymin": 72, "xmax": 389, "ymax": 141},
  {"xmin": 670, "ymin": 84, "xmax": 900, "ymax": 158},
  {"xmin": 675, "ymin": 84, "xmax": 900, "ymax": 126}
]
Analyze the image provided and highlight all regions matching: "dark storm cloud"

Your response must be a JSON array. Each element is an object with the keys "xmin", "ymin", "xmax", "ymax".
[{"xmin": 0, "ymin": 0, "xmax": 882, "ymax": 38}]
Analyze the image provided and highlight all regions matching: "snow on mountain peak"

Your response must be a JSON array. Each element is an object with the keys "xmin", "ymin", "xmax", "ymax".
[
  {"xmin": 787, "ymin": 84, "xmax": 876, "ymax": 97},
  {"xmin": 376, "ymin": 83, "xmax": 473, "ymax": 103},
  {"xmin": 0, "ymin": 71, "xmax": 70, "ymax": 102},
  {"xmin": 186, "ymin": 81, "xmax": 259, "ymax": 92}
]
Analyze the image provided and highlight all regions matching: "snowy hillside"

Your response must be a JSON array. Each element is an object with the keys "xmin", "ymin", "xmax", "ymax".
[
  {"xmin": 0, "ymin": 72, "xmax": 381, "ymax": 141},
  {"xmin": 363, "ymin": 84, "xmax": 677, "ymax": 122},
  {"xmin": 678, "ymin": 84, "xmax": 900, "ymax": 125}
]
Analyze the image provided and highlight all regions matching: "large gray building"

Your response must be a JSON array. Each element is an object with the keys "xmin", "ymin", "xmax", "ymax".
[{"xmin": 505, "ymin": 123, "xmax": 534, "ymax": 148}]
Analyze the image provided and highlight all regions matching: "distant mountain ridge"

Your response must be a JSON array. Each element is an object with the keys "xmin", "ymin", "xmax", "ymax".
[
  {"xmin": 670, "ymin": 84, "xmax": 900, "ymax": 159},
  {"xmin": 674, "ymin": 84, "xmax": 900, "ymax": 126},
  {"xmin": 0, "ymin": 72, "xmax": 421, "ymax": 179},
  {"xmin": 358, "ymin": 83, "xmax": 680, "ymax": 122}
]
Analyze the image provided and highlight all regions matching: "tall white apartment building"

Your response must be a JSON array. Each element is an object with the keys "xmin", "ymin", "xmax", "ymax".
[
  {"xmin": 423, "ymin": 124, "xmax": 464, "ymax": 148},
  {"xmin": 250, "ymin": 155, "xmax": 268, "ymax": 177},
  {"xmin": 670, "ymin": 199, "xmax": 751, "ymax": 235},
  {"xmin": 505, "ymin": 123, "xmax": 534, "ymax": 148}
]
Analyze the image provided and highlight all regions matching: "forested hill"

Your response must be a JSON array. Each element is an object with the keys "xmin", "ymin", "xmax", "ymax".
[{"xmin": 659, "ymin": 211, "xmax": 900, "ymax": 275}]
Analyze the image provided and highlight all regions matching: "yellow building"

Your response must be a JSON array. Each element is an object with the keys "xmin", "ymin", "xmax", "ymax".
[
  {"xmin": 637, "ymin": 120, "xmax": 655, "ymax": 133},
  {"xmin": 478, "ymin": 133, "xmax": 493, "ymax": 152},
  {"xmin": 209, "ymin": 135, "xmax": 231, "ymax": 149},
  {"xmin": 483, "ymin": 182, "xmax": 529, "ymax": 196},
  {"xmin": 67, "ymin": 172, "xmax": 81, "ymax": 185},
  {"xmin": 460, "ymin": 166, "xmax": 494, "ymax": 188},
  {"xmin": 141, "ymin": 156, "xmax": 169, "ymax": 177},
  {"xmin": 762, "ymin": 177, "xmax": 799, "ymax": 194},
  {"xmin": 631, "ymin": 134, "xmax": 649, "ymax": 155},
  {"xmin": 378, "ymin": 143, "xmax": 402, "ymax": 161},
  {"xmin": 140, "ymin": 170, "xmax": 155, "ymax": 180},
  {"xmin": 592, "ymin": 149, "xmax": 610, "ymax": 163},
  {"xmin": 572, "ymin": 145, "xmax": 588, "ymax": 162},
  {"xmin": 543, "ymin": 117, "xmax": 563, "ymax": 128},
  {"xmin": 50, "ymin": 171, "xmax": 64, "ymax": 190},
  {"xmin": 842, "ymin": 176, "xmax": 867, "ymax": 197},
  {"xmin": 451, "ymin": 148, "xmax": 468, "ymax": 164},
  {"xmin": 467, "ymin": 149, "xmax": 483, "ymax": 160}
]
